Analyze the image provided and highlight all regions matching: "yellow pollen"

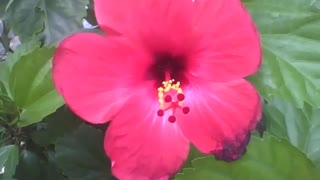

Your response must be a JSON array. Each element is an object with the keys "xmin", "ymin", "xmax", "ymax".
[{"xmin": 157, "ymin": 79, "xmax": 184, "ymax": 108}]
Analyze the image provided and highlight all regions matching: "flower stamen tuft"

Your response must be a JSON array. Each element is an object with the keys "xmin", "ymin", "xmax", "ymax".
[{"xmin": 156, "ymin": 79, "xmax": 190, "ymax": 122}]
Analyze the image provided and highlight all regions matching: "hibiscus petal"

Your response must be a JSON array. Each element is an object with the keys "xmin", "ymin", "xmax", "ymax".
[
  {"xmin": 104, "ymin": 86, "xmax": 189, "ymax": 179},
  {"xmin": 214, "ymin": 132, "xmax": 251, "ymax": 162},
  {"xmin": 189, "ymin": 0, "xmax": 261, "ymax": 81},
  {"xmin": 53, "ymin": 33, "xmax": 152, "ymax": 124},
  {"xmin": 177, "ymin": 78, "xmax": 261, "ymax": 160},
  {"xmin": 94, "ymin": 0, "xmax": 193, "ymax": 54}
]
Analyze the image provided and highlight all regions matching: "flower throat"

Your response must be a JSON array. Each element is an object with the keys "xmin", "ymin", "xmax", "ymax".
[{"xmin": 148, "ymin": 52, "xmax": 190, "ymax": 123}]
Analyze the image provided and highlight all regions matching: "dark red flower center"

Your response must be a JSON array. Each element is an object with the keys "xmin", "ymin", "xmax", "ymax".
[
  {"xmin": 147, "ymin": 53, "xmax": 187, "ymax": 86},
  {"xmin": 147, "ymin": 53, "xmax": 190, "ymax": 123}
]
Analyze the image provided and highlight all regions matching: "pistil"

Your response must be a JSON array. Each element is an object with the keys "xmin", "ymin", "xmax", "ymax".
[{"xmin": 157, "ymin": 79, "xmax": 190, "ymax": 123}]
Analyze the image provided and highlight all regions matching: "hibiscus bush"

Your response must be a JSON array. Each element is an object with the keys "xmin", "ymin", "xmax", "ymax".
[{"xmin": 1, "ymin": 0, "xmax": 320, "ymax": 179}]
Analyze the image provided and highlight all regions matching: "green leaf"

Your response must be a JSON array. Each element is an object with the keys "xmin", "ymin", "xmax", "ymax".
[
  {"xmin": 46, "ymin": 151, "xmax": 67, "ymax": 180},
  {"xmin": 4, "ymin": 0, "xmax": 89, "ymax": 45},
  {"xmin": 38, "ymin": 0, "xmax": 89, "ymax": 44},
  {"xmin": 3, "ymin": 0, "xmax": 43, "ymax": 41},
  {"xmin": 14, "ymin": 150, "xmax": 67, "ymax": 180},
  {"xmin": 31, "ymin": 106, "xmax": 81, "ymax": 147},
  {"xmin": 176, "ymin": 134, "xmax": 319, "ymax": 180},
  {"xmin": 11, "ymin": 47, "xmax": 64, "ymax": 127},
  {"xmin": 55, "ymin": 124, "xmax": 113, "ymax": 180},
  {"xmin": 0, "ymin": 93, "xmax": 19, "ymax": 124},
  {"xmin": 264, "ymin": 98, "xmax": 320, "ymax": 167},
  {"xmin": 0, "ymin": 39, "xmax": 40, "ymax": 94},
  {"xmin": 0, "ymin": 0, "xmax": 9, "ymax": 19},
  {"xmin": 0, "ymin": 145, "xmax": 19, "ymax": 180},
  {"xmin": 14, "ymin": 150, "xmax": 45, "ymax": 180},
  {"xmin": 245, "ymin": 0, "xmax": 320, "ymax": 108},
  {"xmin": 0, "ymin": 127, "xmax": 10, "ymax": 147},
  {"xmin": 0, "ymin": 42, "xmax": 64, "ymax": 127},
  {"xmin": 182, "ymin": 145, "xmax": 205, "ymax": 169}
]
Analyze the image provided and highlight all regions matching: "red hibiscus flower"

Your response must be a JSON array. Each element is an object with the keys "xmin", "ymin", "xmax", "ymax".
[{"xmin": 53, "ymin": 0, "xmax": 261, "ymax": 179}]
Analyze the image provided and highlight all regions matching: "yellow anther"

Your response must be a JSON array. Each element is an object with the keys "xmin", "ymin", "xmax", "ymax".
[
  {"xmin": 164, "ymin": 84, "xmax": 171, "ymax": 92},
  {"xmin": 157, "ymin": 79, "xmax": 185, "ymax": 107}
]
